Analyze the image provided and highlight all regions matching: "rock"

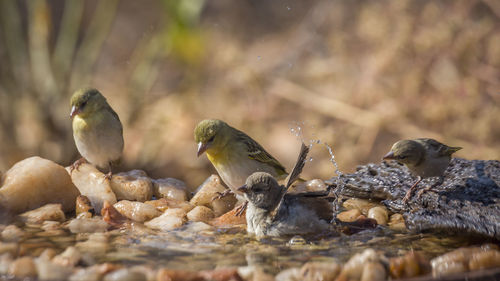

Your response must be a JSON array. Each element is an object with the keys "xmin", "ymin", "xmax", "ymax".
[
  {"xmin": 298, "ymin": 261, "xmax": 341, "ymax": 281},
  {"xmin": 360, "ymin": 262, "xmax": 386, "ymax": 281},
  {"xmin": 145, "ymin": 198, "xmax": 194, "ymax": 213},
  {"xmin": 305, "ymin": 179, "xmax": 328, "ymax": 192},
  {"xmin": 110, "ymin": 170, "xmax": 153, "ymax": 202},
  {"xmin": 367, "ymin": 206, "xmax": 388, "ymax": 226},
  {"xmin": 187, "ymin": 206, "xmax": 215, "ymax": 223},
  {"xmin": 388, "ymin": 213, "xmax": 406, "ymax": 231},
  {"xmin": 210, "ymin": 207, "xmax": 247, "ymax": 227},
  {"xmin": 70, "ymin": 266, "xmax": 103, "ymax": 281},
  {"xmin": 75, "ymin": 233, "xmax": 110, "ymax": 255},
  {"xmin": 103, "ymin": 268, "xmax": 147, "ymax": 281},
  {"xmin": 41, "ymin": 221, "xmax": 61, "ymax": 232},
  {"xmin": 156, "ymin": 269, "xmax": 202, "ymax": 281},
  {"xmin": 389, "ymin": 251, "xmax": 430, "ymax": 279},
  {"xmin": 76, "ymin": 195, "xmax": 94, "ymax": 215},
  {"xmin": 190, "ymin": 175, "xmax": 237, "ymax": 216},
  {"xmin": 35, "ymin": 255, "xmax": 74, "ymax": 281},
  {"xmin": 145, "ymin": 208, "xmax": 187, "ymax": 231},
  {"xmin": 0, "ymin": 253, "xmax": 13, "ymax": 274},
  {"xmin": 19, "ymin": 204, "xmax": 65, "ymax": 224},
  {"xmin": 431, "ymin": 246, "xmax": 500, "ymax": 277},
  {"xmin": 102, "ymin": 201, "xmax": 129, "ymax": 227},
  {"xmin": 0, "ymin": 157, "xmax": 79, "ymax": 213},
  {"xmin": 0, "ymin": 242, "xmax": 18, "ymax": 256},
  {"xmin": 113, "ymin": 200, "xmax": 161, "ymax": 222},
  {"xmin": 70, "ymin": 163, "xmax": 117, "ymax": 213},
  {"xmin": 52, "ymin": 246, "xmax": 81, "ymax": 267},
  {"xmin": 184, "ymin": 222, "xmax": 213, "ymax": 232},
  {"xmin": 8, "ymin": 256, "xmax": 37, "ymax": 278},
  {"xmin": 67, "ymin": 218, "xmax": 108, "ymax": 233},
  {"xmin": 1, "ymin": 225, "xmax": 24, "ymax": 242},
  {"xmin": 336, "ymin": 159, "xmax": 500, "ymax": 239},
  {"xmin": 275, "ymin": 267, "xmax": 301, "ymax": 281},
  {"xmin": 336, "ymin": 209, "xmax": 362, "ymax": 222},
  {"xmin": 336, "ymin": 249, "xmax": 387, "ymax": 281},
  {"xmin": 153, "ymin": 178, "xmax": 188, "ymax": 202},
  {"xmin": 342, "ymin": 198, "xmax": 380, "ymax": 216},
  {"xmin": 199, "ymin": 268, "xmax": 243, "ymax": 281}
]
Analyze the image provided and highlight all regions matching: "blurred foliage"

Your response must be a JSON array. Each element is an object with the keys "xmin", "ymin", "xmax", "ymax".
[{"xmin": 0, "ymin": 0, "xmax": 499, "ymax": 189}]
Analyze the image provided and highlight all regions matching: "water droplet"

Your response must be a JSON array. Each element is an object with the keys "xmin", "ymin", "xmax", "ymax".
[{"xmin": 286, "ymin": 6, "xmax": 291, "ymax": 10}]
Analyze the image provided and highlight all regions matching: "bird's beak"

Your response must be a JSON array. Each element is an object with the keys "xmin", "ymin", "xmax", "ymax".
[
  {"xmin": 70, "ymin": 106, "xmax": 80, "ymax": 119},
  {"xmin": 197, "ymin": 142, "xmax": 209, "ymax": 157},
  {"xmin": 237, "ymin": 184, "xmax": 248, "ymax": 193},
  {"xmin": 382, "ymin": 151, "xmax": 395, "ymax": 160}
]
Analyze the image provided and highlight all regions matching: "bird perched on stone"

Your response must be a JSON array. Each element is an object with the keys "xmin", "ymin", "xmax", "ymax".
[
  {"xmin": 70, "ymin": 87, "xmax": 123, "ymax": 179},
  {"xmin": 238, "ymin": 143, "xmax": 333, "ymax": 237},
  {"xmin": 194, "ymin": 119, "xmax": 288, "ymax": 215},
  {"xmin": 383, "ymin": 138, "xmax": 462, "ymax": 203}
]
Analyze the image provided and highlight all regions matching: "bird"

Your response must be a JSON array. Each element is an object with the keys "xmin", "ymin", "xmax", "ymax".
[
  {"xmin": 238, "ymin": 143, "xmax": 333, "ymax": 237},
  {"xmin": 194, "ymin": 119, "xmax": 288, "ymax": 214},
  {"xmin": 382, "ymin": 138, "xmax": 462, "ymax": 203},
  {"xmin": 70, "ymin": 87, "xmax": 124, "ymax": 180}
]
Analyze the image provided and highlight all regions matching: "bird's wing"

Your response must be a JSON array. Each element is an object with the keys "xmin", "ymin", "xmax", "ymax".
[
  {"xmin": 235, "ymin": 130, "xmax": 287, "ymax": 175},
  {"xmin": 268, "ymin": 142, "xmax": 310, "ymax": 222},
  {"xmin": 416, "ymin": 138, "xmax": 462, "ymax": 157}
]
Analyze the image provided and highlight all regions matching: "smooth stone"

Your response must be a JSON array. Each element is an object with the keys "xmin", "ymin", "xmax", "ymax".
[
  {"xmin": 113, "ymin": 200, "xmax": 161, "ymax": 222},
  {"xmin": 52, "ymin": 246, "xmax": 81, "ymax": 267},
  {"xmin": 8, "ymin": 256, "xmax": 37, "ymax": 278},
  {"xmin": 388, "ymin": 213, "xmax": 407, "ymax": 231},
  {"xmin": 360, "ymin": 262, "xmax": 386, "ymax": 281},
  {"xmin": 69, "ymin": 266, "xmax": 102, "ymax": 281},
  {"xmin": 431, "ymin": 246, "xmax": 500, "ymax": 276},
  {"xmin": 1, "ymin": 225, "xmax": 24, "ymax": 242},
  {"xmin": 0, "ymin": 253, "xmax": 13, "ymax": 274},
  {"xmin": 337, "ymin": 249, "xmax": 388, "ymax": 280},
  {"xmin": 190, "ymin": 175, "xmax": 237, "ymax": 216},
  {"xmin": 0, "ymin": 242, "xmax": 18, "ymax": 256},
  {"xmin": 103, "ymin": 268, "xmax": 147, "ymax": 281},
  {"xmin": 110, "ymin": 170, "xmax": 153, "ymax": 202},
  {"xmin": 275, "ymin": 267, "xmax": 301, "ymax": 281},
  {"xmin": 367, "ymin": 206, "xmax": 388, "ymax": 226},
  {"xmin": 67, "ymin": 218, "xmax": 108, "ymax": 233},
  {"xmin": 70, "ymin": 163, "xmax": 117, "ymax": 214},
  {"xmin": 342, "ymin": 198, "xmax": 381, "ymax": 216},
  {"xmin": 75, "ymin": 233, "xmax": 110, "ymax": 255},
  {"xmin": 336, "ymin": 209, "xmax": 362, "ymax": 223},
  {"xmin": 187, "ymin": 206, "xmax": 215, "ymax": 223},
  {"xmin": 145, "ymin": 208, "xmax": 187, "ymax": 231},
  {"xmin": 210, "ymin": 207, "xmax": 247, "ymax": 227},
  {"xmin": 35, "ymin": 255, "xmax": 73, "ymax": 281},
  {"xmin": 0, "ymin": 157, "xmax": 80, "ymax": 213},
  {"xmin": 389, "ymin": 251, "xmax": 430, "ymax": 279},
  {"xmin": 299, "ymin": 261, "xmax": 341, "ymax": 281},
  {"xmin": 76, "ymin": 195, "xmax": 93, "ymax": 215},
  {"xmin": 153, "ymin": 178, "xmax": 188, "ymax": 202},
  {"xmin": 19, "ymin": 204, "xmax": 65, "ymax": 224},
  {"xmin": 145, "ymin": 198, "xmax": 194, "ymax": 213}
]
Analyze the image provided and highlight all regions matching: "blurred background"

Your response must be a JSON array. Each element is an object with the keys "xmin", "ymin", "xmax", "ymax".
[{"xmin": 0, "ymin": 0, "xmax": 499, "ymax": 189}]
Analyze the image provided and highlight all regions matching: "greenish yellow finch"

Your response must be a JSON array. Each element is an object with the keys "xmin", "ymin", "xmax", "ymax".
[
  {"xmin": 194, "ymin": 119, "xmax": 288, "ymax": 203},
  {"xmin": 70, "ymin": 88, "xmax": 123, "ymax": 179},
  {"xmin": 383, "ymin": 138, "xmax": 462, "ymax": 203},
  {"xmin": 238, "ymin": 143, "xmax": 332, "ymax": 237}
]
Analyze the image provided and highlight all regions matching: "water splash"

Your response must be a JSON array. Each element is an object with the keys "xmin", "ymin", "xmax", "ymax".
[{"xmin": 324, "ymin": 142, "xmax": 344, "ymax": 215}]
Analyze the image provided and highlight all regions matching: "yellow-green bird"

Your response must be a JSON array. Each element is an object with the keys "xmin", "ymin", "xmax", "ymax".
[
  {"xmin": 194, "ymin": 119, "xmax": 288, "ymax": 206},
  {"xmin": 70, "ymin": 88, "xmax": 123, "ymax": 179},
  {"xmin": 383, "ymin": 138, "xmax": 461, "ymax": 203}
]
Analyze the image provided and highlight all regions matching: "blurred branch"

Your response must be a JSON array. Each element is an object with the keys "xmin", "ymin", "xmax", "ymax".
[
  {"xmin": 0, "ymin": 0, "xmax": 28, "ymax": 91},
  {"xmin": 53, "ymin": 1, "xmax": 84, "ymax": 88},
  {"xmin": 28, "ymin": 0, "xmax": 58, "ymax": 98},
  {"xmin": 70, "ymin": 0, "xmax": 120, "ymax": 89}
]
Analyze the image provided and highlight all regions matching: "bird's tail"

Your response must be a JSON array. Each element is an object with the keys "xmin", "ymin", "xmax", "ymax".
[{"xmin": 285, "ymin": 142, "xmax": 310, "ymax": 189}]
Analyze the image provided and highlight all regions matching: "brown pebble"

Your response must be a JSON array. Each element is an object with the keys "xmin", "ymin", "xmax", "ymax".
[{"xmin": 8, "ymin": 256, "xmax": 37, "ymax": 278}]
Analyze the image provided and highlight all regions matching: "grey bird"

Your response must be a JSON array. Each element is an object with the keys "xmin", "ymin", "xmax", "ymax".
[
  {"xmin": 383, "ymin": 138, "xmax": 462, "ymax": 203},
  {"xmin": 238, "ymin": 143, "xmax": 333, "ymax": 237}
]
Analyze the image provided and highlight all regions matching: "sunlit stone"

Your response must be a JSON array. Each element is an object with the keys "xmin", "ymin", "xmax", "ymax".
[
  {"xmin": 110, "ymin": 170, "xmax": 153, "ymax": 202},
  {"xmin": 0, "ymin": 157, "xmax": 80, "ymax": 213},
  {"xmin": 190, "ymin": 175, "xmax": 237, "ymax": 216},
  {"xmin": 367, "ymin": 206, "xmax": 388, "ymax": 226},
  {"xmin": 336, "ymin": 209, "xmax": 362, "ymax": 222},
  {"xmin": 187, "ymin": 206, "xmax": 215, "ymax": 223},
  {"xmin": 103, "ymin": 268, "xmax": 147, "ymax": 281},
  {"xmin": 1, "ymin": 225, "xmax": 24, "ymax": 242},
  {"xmin": 299, "ymin": 261, "xmax": 341, "ymax": 281},
  {"xmin": 19, "ymin": 204, "xmax": 65, "ymax": 224},
  {"xmin": 8, "ymin": 256, "xmax": 37, "ymax": 278},
  {"xmin": 144, "ymin": 208, "xmax": 186, "ymax": 231},
  {"xmin": 113, "ymin": 200, "xmax": 161, "ymax": 222},
  {"xmin": 342, "ymin": 198, "xmax": 380, "ymax": 216},
  {"xmin": 67, "ymin": 218, "xmax": 108, "ymax": 233},
  {"xmin": 69, "ymin": 163, "xmax": 117, "ymax": 213},
  {"xmin": 153, "ymin": 178, "xmax": 188, "ymax": 202}
]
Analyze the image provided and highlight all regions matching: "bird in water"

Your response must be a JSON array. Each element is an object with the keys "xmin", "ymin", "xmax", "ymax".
[
  {"xmin": 383, "ymin": 138, "xmax": 462, "ymax": 203},
  {"xmin": 70, "ymin": 88, "xmax": 123, "ymax": 180},
  {"xmin": 194, "ymin": 119, "xmax": 288, "ymax": 215},
  {"xmin": 239, "ymin": 143, "xmax": 333, "ymax": 238}
]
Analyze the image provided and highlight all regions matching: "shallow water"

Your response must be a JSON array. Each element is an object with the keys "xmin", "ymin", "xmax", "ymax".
[{"xmin": 10, "ymin": 220, "xmax": 478, "ymax": 274}]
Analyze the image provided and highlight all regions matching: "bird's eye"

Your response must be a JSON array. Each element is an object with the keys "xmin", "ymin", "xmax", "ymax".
[
  {"xmin": 80, "ymin": 101, "xmax": 87, "ymax": 109},
  {"xmin": 399, "ymin": 155, "xmax": 408, "ymax": 159},
  {"xmin": 208, "ymin": 136, "xmax": 215, "ymax": 143}
]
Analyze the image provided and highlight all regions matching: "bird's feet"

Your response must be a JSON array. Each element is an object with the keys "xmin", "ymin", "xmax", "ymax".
[
  {"xmin": 104, "ymin": 171, "xmax": 113, "ymax": 181},
  {"xmin": 212, "ymin": 189, "xmax": 233, "ymax": 201},
  {"xmin": 402, "ymin": 190, "xmax": 413, "ymax": 204},
  {"xmin": 235, "ymin": 201, "xmax": 248, "ymax": 217},
  {"xmin": 69, "ymin": 158, "xmax": 87, "ymax": 173}
]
